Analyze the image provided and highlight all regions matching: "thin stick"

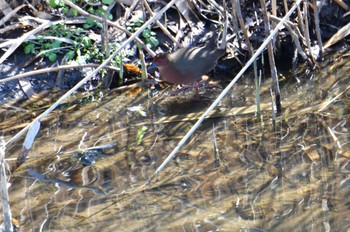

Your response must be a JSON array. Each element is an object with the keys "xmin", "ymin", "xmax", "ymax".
[
  {"xmin": 312, "ymin": 0, "xmax": 323, "ymax": 57},
  {"xmin": 0, "ymin": 139, "xmax": 13, "ymax": 232},
  {"xmin": 234, "ymin": 0, "xmax": 253, "ymax": 55},
  {"xmin": 303, "ymin": 0, "xmax": 316, "ymax": 64},
  {"xmin": 260, "ymin": 0, "xmax": 281, "ymax": 113}
]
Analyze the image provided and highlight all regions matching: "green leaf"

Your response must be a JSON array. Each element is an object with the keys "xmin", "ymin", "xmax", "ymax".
[
  {"xmin": 136, "ymin": 126, "xmax": 148, "ymax": 145},
  {"xmin": 50, "ymin": 0, "xmax": 61, "ymax": 8},
  {"xmin": 135, "ymin": 20, "xmax": 143, "ymax": 27},
  {"xmin": 76, "ymin": 55, "xmax": 86, "ymax": 64},
  {"xmin": 86, "ymin": 17, "xmax": 95, "ymax": 25},
  {"xmin": 66, "ymin": 51, "xmax": 75, "ymax": 60},
  {"xmin": 75, "ymin": 28, "xmax": 83, "ymax": 35},
  {"xmin": 83, "ymin": 23, "xmax": 93, "ymax": 29},
  {"xmin": 95, "ymin": 8, "xmax": 106, "ymax": 16},
  {"xmin": 51, "ymin": 40, "xmax": 61, "ymax": 48},
  {"xmin": 81, "ymin": 37, "xmax": 92, "ymax": 47},
  {"xmin": 48, "ymin": 53, "xmax": 57, "ymax": 62},
  {"xmin": 149, "ymin": 36, "xmax": 159, "ymax": 47},
  {"xmin": 51, "ymin": 24, "xmax": 58, "ymax": 30},
  {"xmin": 102, "ymin": 0, "xmax": 113, "ymax": 4},
  {"xmin": 88, "ymin": 7, "xmax": 95, "ymax": 14},
  {"xmin": 107, "ymin": 13, "xmax": 113, "ymax": 20},
  {"xmin": 62, "ymin": 7, "xmax": 69, "ymax": 14},
  {"xmin": 24, "ymin": 43, "xmax": 35, "ymax": 54},
  {"xmin": 142, "ymin": 29, "xmax": 151, "ymax": 38},
  {"xmin": 72, "ymin": 9, "xmax": 78, "ymax": 16},
  {"xmin": 95, "ymin": 22, "xmax": 103, "ymax": 28}
]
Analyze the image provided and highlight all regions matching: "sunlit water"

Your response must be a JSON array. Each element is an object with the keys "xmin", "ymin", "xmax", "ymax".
[{"xmin": 1, "ymin": 50, "xmax": 350, "ymax": 231}]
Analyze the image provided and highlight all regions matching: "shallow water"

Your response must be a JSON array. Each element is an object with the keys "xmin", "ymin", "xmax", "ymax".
[{"xmin": 1, "ymin": 50, "xmax": 350, "ymax": 231}]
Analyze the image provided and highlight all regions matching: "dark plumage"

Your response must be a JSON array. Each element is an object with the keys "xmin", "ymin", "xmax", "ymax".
[{"xmin": 154, "ymin": 35, "xmax": 225, "ymax": 84}]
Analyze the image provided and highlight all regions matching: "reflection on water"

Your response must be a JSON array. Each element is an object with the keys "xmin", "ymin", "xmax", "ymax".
[{"xmin": 1, "ymin": 50, "xmax": 350, "ymax": 231}]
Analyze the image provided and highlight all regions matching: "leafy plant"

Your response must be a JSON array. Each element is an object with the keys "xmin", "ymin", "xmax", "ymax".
[
  {"xmin": 127, "ymin": 19, "xmax": 159, "ymax": 48},
  {"xmin": 136, "ymin": 126, "xmax": 148, "ymax": 145},
  {"xmin": 23, "ymin": 23, "xmax": 100, "ymax": 63},
  {"xmin": 49, "ymin": 0, "xmax": 64, "ymax": 8}
]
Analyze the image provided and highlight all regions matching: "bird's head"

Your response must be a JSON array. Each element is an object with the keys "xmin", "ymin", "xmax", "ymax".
[{"xmin": 153, "ymin": 53, "xmax": 170, "ymax": 66}]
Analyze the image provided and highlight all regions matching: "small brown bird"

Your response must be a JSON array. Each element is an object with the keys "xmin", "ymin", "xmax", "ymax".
[{"xmin": 153, "ymin": 34, "xmax": 225, "ymax": 84}]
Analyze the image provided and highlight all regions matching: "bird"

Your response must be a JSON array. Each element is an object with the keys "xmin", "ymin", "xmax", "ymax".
[{"xmin": 153, "ymin": 34, "xmax": 225, "ymax": 85}]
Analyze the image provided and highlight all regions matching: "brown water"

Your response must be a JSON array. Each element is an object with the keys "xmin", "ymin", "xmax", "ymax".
[{"xmin": 1, "ymin": 50, "xmax": 350, "ymax": 231}]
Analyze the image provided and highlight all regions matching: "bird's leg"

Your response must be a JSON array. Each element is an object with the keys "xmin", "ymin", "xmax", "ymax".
[{"xmin": 169, "ymin": 81, "xmax": 206, "ymax": 96}]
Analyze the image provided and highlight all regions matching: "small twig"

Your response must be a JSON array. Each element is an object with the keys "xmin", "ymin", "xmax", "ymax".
[
  {"xmin": 212, "ymin": 124, "xmax": 220, "ymax": 168},
  {"xmin": 283, "ymin": 0, "xmax": 289, "ymax": 13},
  {"xmin": 260, "ymin": 0, "xmax": 281, "ymax": 114},
  {"xmin": 55, "ymin": 56, "xmax": 68, "ymax": 88},
  {"xmin": 296, "ymin": 4, "xmax": 305, "ymax": 35},
  {"xmin": 317, "ymin": 85, "xmax": 350, "ymax": 112},
  {"xmin": 303, "ymin": 0, "xmax": 316, "ymax": 64},
  {"xmin": 0, "ymin": 138, "xmax": 13, "ymax": 232},
  {"xmin": 312, "ymin": 0, "xmax": 323, "ymax": 57},
  {"xmin": 233, "ymin": 0, "xmax": 253, "ymax": 55},
  {"xmin": 324, "ymin": 22, "xmax": 350, "ymax": 49},
  {"xmin": 333, "ymin": 0, "xmax": 350, "ymax": 11}
]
